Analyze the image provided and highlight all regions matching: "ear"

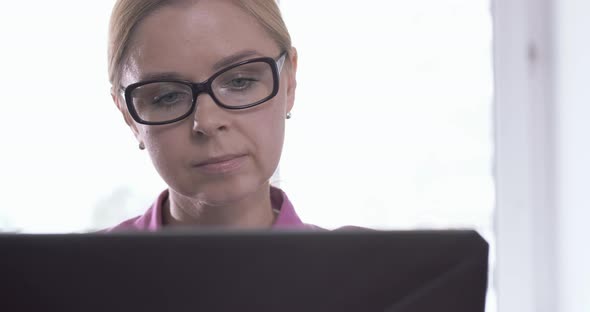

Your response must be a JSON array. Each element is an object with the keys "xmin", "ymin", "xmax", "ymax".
[
  {"xmin": 285, "ymin": 47, "xmax": 298, "ymax": 114},
  {"xmin": 111, "ymin": 88, "xmax": 141, "ymax": 141}
]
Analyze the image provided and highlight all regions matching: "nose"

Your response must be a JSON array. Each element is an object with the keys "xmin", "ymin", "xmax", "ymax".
[{"xmin": 192, "ymin": 93, "xmax": 228, "ymax": 136}]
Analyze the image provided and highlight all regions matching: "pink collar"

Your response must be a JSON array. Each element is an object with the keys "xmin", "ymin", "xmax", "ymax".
[{"xmin": 107, "ymin": 186, "xmax": 319, "ymax": 231}]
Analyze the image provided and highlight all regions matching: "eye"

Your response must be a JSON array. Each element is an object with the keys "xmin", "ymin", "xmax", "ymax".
[
  {"xmin": 153, "ymin": 92, "xmax": 187, "ymax": 106},
  {"xmin": 227, "ymin": 78, "xmax": 256, "ymax": 90}
]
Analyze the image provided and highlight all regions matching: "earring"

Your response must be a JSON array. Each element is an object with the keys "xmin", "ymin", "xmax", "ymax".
[
  {"xmin": 139, "ymin": 142, "xmax": 145, "ymax": 150},
  {"xmin": 286, "ymin": 112, "xmax": 292, "ymax": 119}
]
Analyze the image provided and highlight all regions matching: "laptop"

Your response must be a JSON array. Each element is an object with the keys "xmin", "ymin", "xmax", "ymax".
[{"xmin": 0, "ymin": 229, "xmax": 488, "ymax": 312}]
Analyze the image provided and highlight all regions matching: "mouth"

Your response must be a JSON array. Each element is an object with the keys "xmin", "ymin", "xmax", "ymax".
[{"xmin": 192, "ymin": 154, "xmax": 248, "ymax": 174}]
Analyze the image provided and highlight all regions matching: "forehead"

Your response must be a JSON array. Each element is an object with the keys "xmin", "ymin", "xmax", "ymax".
[{"xmin": 123, "ymin": 0, "xmax": 279, "ymax": 84}]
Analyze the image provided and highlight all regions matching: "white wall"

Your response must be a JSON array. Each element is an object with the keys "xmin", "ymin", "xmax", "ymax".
[
  {"xmin": 495, "ymin": 0, "xmax": 590, "ymax": 311},
  {"xmin": 556, "ymin": 0, "xmax": 590, "ymax": 311},
  {"xmin": 493, "ymin": 0, "xmax": 558, "ymax": 309}
]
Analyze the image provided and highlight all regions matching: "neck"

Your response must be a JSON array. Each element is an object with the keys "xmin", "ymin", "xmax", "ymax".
[{"xmin": 163, "ymin": 183, "xmax": 276, "ymax": 229}]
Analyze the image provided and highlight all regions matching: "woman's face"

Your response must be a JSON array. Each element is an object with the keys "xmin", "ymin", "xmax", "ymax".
[{"xmin": 116, "ymin": 0, "xmax": 297, "ymax": 205}]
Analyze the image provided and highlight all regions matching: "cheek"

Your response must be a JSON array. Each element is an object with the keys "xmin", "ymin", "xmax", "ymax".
[
  {"xmin": 250, "ymin": 100, "xmax": 286, "ymax": 171},
  {"xmin": 141, "ymin": 126, "xmax": 188, "ymax": 179}
]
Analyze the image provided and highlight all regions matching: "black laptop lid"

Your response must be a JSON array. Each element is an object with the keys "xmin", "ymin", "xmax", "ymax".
[{"xmin": 0, "ymin": 230, "xmax": 488, "ymax": 312}]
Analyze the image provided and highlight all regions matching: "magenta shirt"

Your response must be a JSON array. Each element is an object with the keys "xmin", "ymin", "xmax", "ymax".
[{"xmin": 106, "ymin": 187, "xmax": 321, "ymax": 232}]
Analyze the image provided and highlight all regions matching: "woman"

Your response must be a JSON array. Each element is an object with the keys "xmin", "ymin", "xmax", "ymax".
[{"xmin": 107, "ymin": 0, "xmax": 317, "ymax": 231}]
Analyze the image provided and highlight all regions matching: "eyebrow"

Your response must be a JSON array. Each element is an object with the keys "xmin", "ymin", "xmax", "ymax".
[
  {"xmin": 212, "ymin": 49, "xmax": 262, "ymax": 71},
  {"xmin": 137, "ymin": 50, "xmax": 263, "ymax": 82}
]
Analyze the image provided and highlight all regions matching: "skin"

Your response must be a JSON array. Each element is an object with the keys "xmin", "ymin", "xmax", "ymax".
[{"xmin": 111, "ymin": 0, "xmax": 298, "ymax": 228}]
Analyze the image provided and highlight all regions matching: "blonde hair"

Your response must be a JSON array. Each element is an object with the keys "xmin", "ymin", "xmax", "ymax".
[{"xmin": 107, "ymin": 0, "xmax": 292, "ymax": 90}]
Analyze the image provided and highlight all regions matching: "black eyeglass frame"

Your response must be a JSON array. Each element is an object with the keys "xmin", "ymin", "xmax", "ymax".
[{"xmin": 121, "ymin": 52, "xmax": 287, "ymax": 125}]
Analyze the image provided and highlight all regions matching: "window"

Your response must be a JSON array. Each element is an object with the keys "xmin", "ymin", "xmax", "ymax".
[{"xmin": 279, "ymin": 0, "xmax": 493, "ymax": 233}]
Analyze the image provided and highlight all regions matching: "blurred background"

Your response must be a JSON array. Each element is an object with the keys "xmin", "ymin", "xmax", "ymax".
[{"xmin": 0, "ymin": 0, "xmax": 494, "ymax": 243}]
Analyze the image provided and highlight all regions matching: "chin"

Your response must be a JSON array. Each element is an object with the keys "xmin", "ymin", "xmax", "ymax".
[{"xmin": 179, "ymin": 174, "xmax": 268, "ymax": 206}]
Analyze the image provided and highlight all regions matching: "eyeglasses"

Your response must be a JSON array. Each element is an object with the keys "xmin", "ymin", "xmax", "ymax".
[{"xmin": 121, "ymin": 52, "xmax": 287, "ymax": 125}]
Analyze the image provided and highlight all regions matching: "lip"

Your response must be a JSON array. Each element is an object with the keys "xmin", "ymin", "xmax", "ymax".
[{"xmin": 192, "ymin": 154, "xmax": 248, "ymax": 174}]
